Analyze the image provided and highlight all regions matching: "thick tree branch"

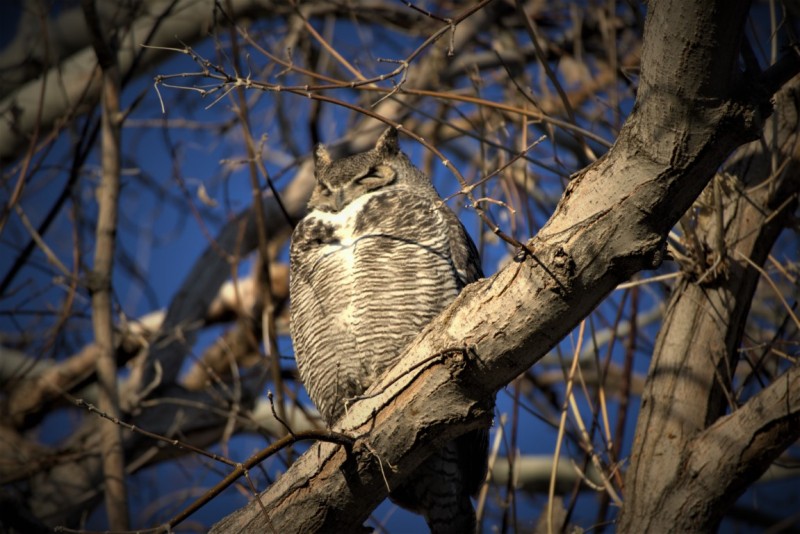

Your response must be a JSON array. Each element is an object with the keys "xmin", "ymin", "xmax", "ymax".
[
  {"xmin": 674, "ymin": 363, "xmax": 800, "ymax": 529},
  {"xmin": 619, "ymin": 71, "xmax": 800, "ymax": 533},
  {"xmin": 211, "ymin": 1, "xmax": 800, "ymax": 532}
]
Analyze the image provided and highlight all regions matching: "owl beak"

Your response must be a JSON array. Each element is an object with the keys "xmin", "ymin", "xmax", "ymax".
[{"xmin": 334, "ymin": 189, "xmax": 346, "ymax": 211}]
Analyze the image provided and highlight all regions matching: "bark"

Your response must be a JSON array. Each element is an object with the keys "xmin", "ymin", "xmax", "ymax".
[
  {"xmin": 618, "ymin": 77, "xmax": 800, "ymax": 532},
  {"xmin": 211, "ymin": 0, "xmax": 799, "ymax": 531}
]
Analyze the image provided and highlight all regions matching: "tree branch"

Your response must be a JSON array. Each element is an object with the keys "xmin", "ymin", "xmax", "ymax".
[
  {"xmin": 682, "ymin": 363, "xmax": 800, "ymax": 525},
  {"xmin": 620, "ymin": 71, "xmax": 800, "ymax": 533},
  {"xmin": 82, "ymin": 0, "xmax": 129, "ymax": 528},
  {"xmin": 211, "ymin": 1, "xmax": 800, "ymax": 531}
]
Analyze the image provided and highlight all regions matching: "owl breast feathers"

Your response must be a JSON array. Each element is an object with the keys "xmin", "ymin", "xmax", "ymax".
[{"xmin": 289, "ymin": 128, "xmax": 488, "ymax": 533}]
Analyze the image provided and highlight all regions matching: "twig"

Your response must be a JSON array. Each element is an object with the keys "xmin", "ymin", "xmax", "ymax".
[
  {"xmin": 362, "ymin": 440, "xmax": 397, "ymax": 494},
  {"xmin": 515, "ymin": 0, "xmax": 596, "ymax": 161},
  {"xmin": 218, "ymin": 1, "xmax": 288, "ymax": 430},
  {"xmin": 548, "ymin": 320, "xmax": 585, "ymax": 534},
  {"xmin": 737, "ymin": 251, "xmax": 800, "ymax": 331},
  {"xmin": 268, "ymin": 391, "xmax": 295, "ymax": 437},
  {"xmin": 74, "ymin": 398, "xmax": 238, "ymax": 467},
  {"xmin": 65, "ymin": 397, "xmax": 354, "ymax": 533}
]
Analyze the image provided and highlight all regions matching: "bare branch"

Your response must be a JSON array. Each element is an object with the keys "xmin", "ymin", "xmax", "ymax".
[{"xmin": 82, "ymin": 0, "xmax": 129, "ymax": 527}]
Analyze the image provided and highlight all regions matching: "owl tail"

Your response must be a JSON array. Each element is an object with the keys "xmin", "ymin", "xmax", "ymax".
[{"xmin": 390, "ymin": 440, "xmax": 479, "ymax": 534}]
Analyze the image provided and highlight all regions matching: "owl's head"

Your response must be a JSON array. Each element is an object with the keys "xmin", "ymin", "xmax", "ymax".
[{"xmin": 309, "ymin": 128, "xmax": 427, "ymax": 213}]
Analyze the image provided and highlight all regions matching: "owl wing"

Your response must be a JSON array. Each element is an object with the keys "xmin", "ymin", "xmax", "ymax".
[
  {"xmin": 438, "ymin": 207, "xmax": 491, "ymax": 496},
  {"xmin": 441, "ymin": 207, "xmax": 484, "ymax": 286}
]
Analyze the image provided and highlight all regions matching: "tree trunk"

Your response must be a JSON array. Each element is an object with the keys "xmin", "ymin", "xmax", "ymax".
[{"xmin": 618, "ymin": 77, "xmax": 800, "ymax": 533}]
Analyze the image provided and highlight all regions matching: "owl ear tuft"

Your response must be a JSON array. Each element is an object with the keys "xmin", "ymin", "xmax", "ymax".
[
  {"xmin": 314, "ymin": 144, "xmax": 332, "ymax": 169},
  {"xmin": 375, "ymin": 127, "xmax": 399, "ymax": 156}
]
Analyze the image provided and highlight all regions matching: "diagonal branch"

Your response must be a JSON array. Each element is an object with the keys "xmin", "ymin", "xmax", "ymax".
[
  {"xmin": 682, "ymin": 362, "xmax": 800, "ymax": 524},
  {"xmin": 211, "ymin": 1, "xmax": 800, "ymax": 532}
]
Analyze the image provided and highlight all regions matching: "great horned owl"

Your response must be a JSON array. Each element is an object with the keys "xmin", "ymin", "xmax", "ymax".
[{"xmin": 289, "ymin": 128, "xmax": 488, "ymax": 533}]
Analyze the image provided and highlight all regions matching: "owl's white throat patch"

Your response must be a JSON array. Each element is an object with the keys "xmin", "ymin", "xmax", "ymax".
[{"xmin": 307, "ymin": 191, "xmax": 382, "ymax": 252}]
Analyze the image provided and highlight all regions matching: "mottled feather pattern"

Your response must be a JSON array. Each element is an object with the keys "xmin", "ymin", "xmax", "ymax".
[
  {"xmin": 290, "ymin": 128, "xmax": 488, "ymax": 533},
  {"xmin": 291, "ymin": 189, "xmax": 462, "ymax": 420}
]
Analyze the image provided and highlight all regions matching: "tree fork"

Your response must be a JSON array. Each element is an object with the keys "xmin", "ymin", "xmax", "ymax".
[{"xmin": 211, "ymin": 0, "xmax": 800, "ymax": 531}]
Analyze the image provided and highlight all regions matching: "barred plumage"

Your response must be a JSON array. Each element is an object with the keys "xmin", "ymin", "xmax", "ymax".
[{"xmin": 289, "ymin": 128, "xmax": 487, "ymax": 533}]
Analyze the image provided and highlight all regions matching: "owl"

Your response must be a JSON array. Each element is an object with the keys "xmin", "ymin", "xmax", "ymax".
[{"xmin": 289, "ymin": 128, "xmax": 488, "ymax": 533}]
